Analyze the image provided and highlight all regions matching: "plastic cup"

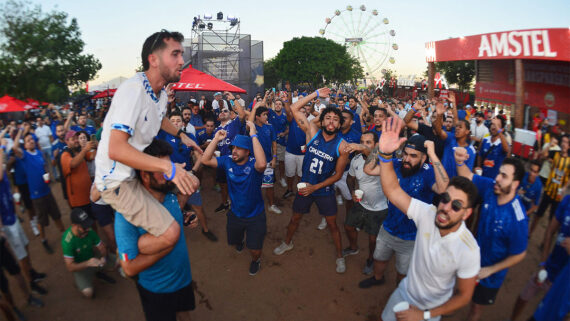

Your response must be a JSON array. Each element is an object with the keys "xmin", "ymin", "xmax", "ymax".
[
  {"xmin": 297, "ymin": 183, "xmax": 307, "ymax": 195},
  {"xmin": 13, "ymin": 193, "xmax": 21, "ymax": 204},
  {"xmin": 301, "ymin": 145, "xmax": 306, "ymax": 153},
  {"xmin": 355, "ymin": 190, "xmax": 364, "ymax": 202},
  {"xmin": 537, "ymin": 269, "xmax": 548, "ymax": 284},
  {"xmin": 214, "ymin": 151, "xmax": 221, "ymax": 157},
  {"xmin": 206, "ymin": 139, "xmax": 212, "ymax": 143},
  {"xmin": 393, "ymin": 301, "xmax": 409, "ymax": 313},
  {"xmin": 43, "ymin": 173, "xmax": 50, "ymax": 184},
  {"xmin": 475, "ymin": 169, "xmax": 482, "ymax": 176}
]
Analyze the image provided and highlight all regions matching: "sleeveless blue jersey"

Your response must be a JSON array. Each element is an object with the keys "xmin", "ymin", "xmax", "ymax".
[{"xmin": 300, "ymin": 131, "xmax": 343, "ymax": 196}]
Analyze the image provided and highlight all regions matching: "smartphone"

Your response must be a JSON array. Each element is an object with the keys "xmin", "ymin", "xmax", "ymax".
[
  {"xmin": 272, "ymin": 88, "xmax": 276, "ymax": 93},
  {"xmin": 184, "ymin": 213, "xmax": 197, "ymax": 226},
  {"xmin": 90, "ymin": 134, "xmax": 96, "ymax": 141}
]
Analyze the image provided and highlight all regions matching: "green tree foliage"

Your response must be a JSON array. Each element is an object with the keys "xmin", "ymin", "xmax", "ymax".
[
  {"xmin": 270, "ymin": 37, "xmax": 363, "ymax": 87},
  {"xmin": 434, "ymin": 61, "xmax": 475, "ymax": 91},
  {"xmin": 263, "ymin": 58, "xmax": 278, "ymax": 89},
  {"xmin": 0, "ymin": 1, "xmax": 101, "ymax": 102},
  {"xmin": 382, "ymin": 69, "xmax": 395, "ymax": 80}
]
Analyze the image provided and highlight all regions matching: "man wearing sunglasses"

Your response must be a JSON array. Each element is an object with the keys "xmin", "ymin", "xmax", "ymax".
[
  {"xmin": 375, "ymin": 117, "xmax": 480, "ymax": 321},
  {"xmin": 455, "ymin": 148, "xmax": 528, "ymax": 321},
  {"xmin": 94, "ymin": 30, "xmax": 200, "ymax": 261}
]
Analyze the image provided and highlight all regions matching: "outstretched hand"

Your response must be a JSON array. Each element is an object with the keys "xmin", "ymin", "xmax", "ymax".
[
  {"xmin": 378, "ymin": 117, "xmax": 407, "ymax": 155},
  {"xmin": 316, "ymin": 87, "xmax": 331, "ymax": 98}
]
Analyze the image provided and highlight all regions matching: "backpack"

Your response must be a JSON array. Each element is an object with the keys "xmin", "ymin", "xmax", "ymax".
[{"xmin": 55, "ymin": 147, "xmax": 76, "ymax": 201}]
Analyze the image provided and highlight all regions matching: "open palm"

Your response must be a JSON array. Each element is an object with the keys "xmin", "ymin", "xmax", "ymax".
[{"xmin": 378, "ymin": 117, "xmax": 407, "ymax": 154}]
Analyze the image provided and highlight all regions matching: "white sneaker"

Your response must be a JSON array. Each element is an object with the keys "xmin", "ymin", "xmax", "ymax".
[
  {"xmin": 317, "ymin": 217, "xmax": 327, "ymax": 230},
  {"xmin": 336, "ymin": 257, "xmax": 346, "ymax": 273},
  {"xmin": 30, "ymin": 218, "xmax": 40, "ymax": 237},
  {"xmin": 269, "ymin": 205, "xmax": 282, "ymax": 214},
  {"xmin": 279, "ymin": 178, "xmax": 287, "ymax": 188},
  {"xmin": 336, "ymin": 195, "xmax": 344, "ymax": 205},
  {"xmin": 273, "ymin": 241, "xmax": 294, "ymax": 255}
]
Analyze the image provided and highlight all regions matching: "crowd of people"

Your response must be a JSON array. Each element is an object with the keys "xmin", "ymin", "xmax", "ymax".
[{"xmin": 0, "ymin": 29, "xmax": 568, "ymax": 321}]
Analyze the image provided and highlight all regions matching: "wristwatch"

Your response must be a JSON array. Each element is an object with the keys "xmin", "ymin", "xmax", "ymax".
[
  {"xmin": 177, "ymin": 128, "xmax": 185, "ymax": 138},
  {"xmin": 423, "ymin": 310, "xmax": 431, "ymax": 320}
]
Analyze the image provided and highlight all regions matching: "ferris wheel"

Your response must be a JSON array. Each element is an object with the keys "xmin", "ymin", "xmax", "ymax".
[{"xmin": 319, "ymin": 5, "xmax": 397, "ymax": 79}]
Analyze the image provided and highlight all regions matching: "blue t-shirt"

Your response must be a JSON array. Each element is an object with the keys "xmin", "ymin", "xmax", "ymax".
[
  {"xmin": 9, "ymin": 150, "xmax": 27, "ymax": 186},
  {"xmin": 545, "ymin": 195, "xmax": 570, "ymax": 281},
  {"xmin": 196, "ymin": 129, "xmax": 214, "ymax": 146},
  {"xmin": 519, "ymin": 174, "xmax": 543, "ymax": 211},
  {"xmin": 339, "ymin": 127, "xmax": 362, "ymax": 171},
  {"xmin": 479, "ymin": 136, "xmax": 508, "ymax": 179},
  {"xmin": 115, "ymin": 193, "xmax": 192, "ymax": 293},
  {"xmin": 285, "ymin": 120, "xmax": 306, "ymax": 155},
  {"xmin": 189, "ymin": 114, "xmax": 204, "ymax": 128},
  {"xmin": 532, "ymin": 261, "xmax": 570, "ymax": 321},
  {"xmin": 382, "ymin": 159, "xmax": 436, "ymax": 240},
  {"xmin": 17, "ymin": 149, "xmax": 50, "ymax": 199},
  {"xmin": 442, "ymin": 135, "xmax": 476, "ymax": 178},
  {"xmin": 70, "ymin": 125, "xmax": 96, "ymax": 136},
  {"xmin": 347, "ymin": 107, "xmax": 362, "ymax": 133},
  {"xmin": 215, "ymin": 118, "xmax": 242, "ymax": 156},
  {"xmin": 156, "ymin": 130, "xmax": 196, "ymax": 171},
  {"xmin": 473, "ymin": 175, "xmax": 528, "ymax": 288},
  {"xmin": 457, "ymin": 109, "xmax": 467, "ymax": 120},
  {"xmin": 300, "ymin": 131, "xmax": 343, "ymax": 196},
  {"xmin": 268, "ymin": 109, "xmax": 288, "ymax": 146},
  {"xmin": 51, "ymin": 139, "xmax": 66, "ymax": 158},
  {"xmin": 217, "ymin": 156, "xmax": 264, "ymax": 218},
  {"xmin": 50, "ymin": 120, "xmax": 61, "ymax": 139},
  {"xmin": 255, "ymin": 123, "xmax": 276, "ymax": 162},
  {"xmin": 0, "ymin": 171, "xmax": 16, "ymax": 226}
]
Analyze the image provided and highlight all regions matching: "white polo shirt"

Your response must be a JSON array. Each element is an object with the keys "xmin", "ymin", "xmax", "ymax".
[
  {"xmin": 402, "ymin": 198, "xmax": 480, "ymax": 309},
  {"xmin": 35, "ymin": 125, "xmax": 52, "ymax": 150},
  {"xmin": 94, "ymin": 72, "xmax": 167, "ymax": 191}
]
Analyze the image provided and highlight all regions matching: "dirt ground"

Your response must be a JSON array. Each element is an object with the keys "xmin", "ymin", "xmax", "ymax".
[{"xmin": 7, "ymin": 173, "xmax": 548, "ymax": 321}]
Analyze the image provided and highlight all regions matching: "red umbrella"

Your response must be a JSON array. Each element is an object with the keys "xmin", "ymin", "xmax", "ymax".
[
  {"xmin": 172, "ymin": 66, "xmax": 246, "ymax": 93},
  {"xmin": 25, "ymin": 98, "xmax": 48, "ymax": 109},
  {"xmin": 92, "ymin": 89, "xmax": 117, "ymax": 99},
  {"xmin": 0, "ymin": 95, "xmax": 28, "ymax": 113}
]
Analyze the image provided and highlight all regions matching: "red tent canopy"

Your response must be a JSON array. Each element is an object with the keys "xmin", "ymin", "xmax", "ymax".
[
  {"xmin": 0, "ymin": 95, "xmax": 32, "ymax": 113},
  {"xmin": 25, "ymin": 99, "xmax": 46, "ymax": 109},
  {"xmin": 172, "ymin": 66, "xmax": 246, "ymax": 93},
  {"xmin": 92, "ymin": 89, "xmax": 117, "ymax": 99}
]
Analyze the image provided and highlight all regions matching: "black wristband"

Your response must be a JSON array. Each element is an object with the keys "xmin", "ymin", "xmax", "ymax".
[{"xmin": 177, "ymin": 129, "xmax": 185, "ymax": 138}]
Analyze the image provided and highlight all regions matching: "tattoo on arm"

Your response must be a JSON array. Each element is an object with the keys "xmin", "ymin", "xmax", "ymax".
[
  {"xmin": 365, "ymin": 146, "xmax": 380, "ymax": 167},
  {"xmin": 433, "ymin": 161, "xmax": 449, "ymax": 183}
]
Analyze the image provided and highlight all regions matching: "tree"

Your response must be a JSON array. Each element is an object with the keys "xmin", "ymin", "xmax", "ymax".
[
  {"xmin": 271, "ymin": 37, "xmax": 363, "ymax": 88},
  {"xmin": 0, "ymin": 1, "xmax": 101, "ymax": 102},
  {"xmin": 382, "ymin": 69, "xmax": 395, "ymax": 81},
  {"xmin": 263, "ymin": 58, "xmax": 279, "ymax": 89},
  {"xmin": 433, "ymin": 61, "xmax": 475, "ymax": 91}
]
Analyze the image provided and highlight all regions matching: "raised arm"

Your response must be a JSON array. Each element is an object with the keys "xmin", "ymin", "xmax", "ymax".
[
  {"xmin": 426, "ymin": 140, "xmax": 449, "ymax": 194},
  {"xmin": 432, "ymin": 99, "xmax": 448, "ymax": 140},
  {"xmin": 247, "ymin": 120, "xmax": 267, "ymax": 172},
  {"xmin": 225, "ymin": 91, "xmax": 246, "ymax": 121},
  {"xmin": 448, "ymin": 92, "xmax": 459, "ymax": 127},
  {"xmin": 290, "ymin": 88, "xmax": 331, "ymax": 137},
  {"xmin": 493, "ymin": 117, "xmax": 511, "ymax": 154},
  {"xmin": 11, "ymin": 127, "xmax": 24, "ymax": 158},
  {"xmin": 454, "ymin": 147, "xmax": 474, "ymax": 180},
  {"xmin": 200, "ymin": 130, "xmax": 226, "ymax": 169},
  {"xmin": 63, "ymin": 111, "xmax": 74, "ymax": 131},
  {"xmin": 283, "ymin": 82, "xmax": 294, "ymax": 122},
  {"xmin": 363, "ymin": 145, "xmax": 381, "ymax": 176}
]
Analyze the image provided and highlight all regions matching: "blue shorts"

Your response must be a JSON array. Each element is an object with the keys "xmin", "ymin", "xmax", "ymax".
[
  {"xmin": 216, "ymin": 166, "xmax": 227, "ymax": 184},
  {"xmin": 90, "ymin": 203, "xmax": 114, "ymax": 227},
  {"xmin": 292, "ymin": 193, "xmax": 337, "ymax": 216},
  {"xmin": 186, "ymin": 190, "xmax": 203, "ymax": 207},
  {"xmin": 226, "ymin": 210, "xmax": 266, "ymax": 250}
]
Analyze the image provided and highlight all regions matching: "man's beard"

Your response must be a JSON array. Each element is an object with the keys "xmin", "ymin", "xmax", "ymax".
[
  {"xmin": 401, "ymin": 161, "xmax": 421, "ymax": 177},
  {"xmin": 494, "ymin": 182, "xmax": 512, "ymax": 195},
  {"xmin": 434, "ymin": 210, "xmax": 463, "ymax": 230},
  {"xmin": 149, "ymin": 176, "xmax": 176, "ymax": 194},
  {"xmin": 71, "ymin": 146, "xmax": 81, "ymax": 153},
  {"xmin": 159, "ymin": 64, "xmax": 180, "ymax": 83},
  {"xmin": 323, "ymin": 126, "xmax": 340, "ymax": 136}
]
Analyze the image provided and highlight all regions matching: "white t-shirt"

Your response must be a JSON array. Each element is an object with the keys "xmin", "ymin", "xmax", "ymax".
[
  {"xmin": 403, "ymin": 198, "xmax": 480, "ymax": 309},
  {"xmin": 94, "ymin": 72, "xmax": 168, "ymax": 191},
  {"xmin": 212, "ymin": 99, "xmax": 228, "ymax": 111},
  {"xmin": 184, "ymin": 123, "xmax": 196, "ymax": 137},
  {"xmin": 314, "ymin": 103, "xmax": 326, "ymax": 113},
  {"xmin": 237, "ymin": 98, "xmax": 245, "ymax": 107},
  {"xmin": 348, "ymin": 154, "xmax": 387, "ymax": 211},
  {"xmin": 35, "ymin": 125, "xmax": 52, "ymax": 150},
  {"xmin": 472, "ymin": 123, "xmax": 489, "ymax": 141}
]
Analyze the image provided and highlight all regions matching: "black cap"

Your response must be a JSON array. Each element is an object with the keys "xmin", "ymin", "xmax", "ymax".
[
  {"xmin": 406, "ymin": 134, "xmax": 427, "ymax": 154},
  {"xmin": 70, "ymin": 208, "xmax": 94, "ymax": 229}
]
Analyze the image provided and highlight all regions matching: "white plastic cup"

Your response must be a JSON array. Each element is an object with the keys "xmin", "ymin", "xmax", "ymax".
[
  {"xmin": 301, "ymin": 145, "xmax": 306, "ymax": 153},
  {"xmin": 43, "ymin": 173, "xmax": 50, "ymax": 184},
  {"xmin": 13, "ymin": 193, "xmax": 21, "ymax": 204},
  {"xmin": 537, "ymin": 269, "xmax": 548, "ymax": 284},
  {"xmin": 355, "ymin": 190, "xmax": 364, "ymax": 202},
  {"xmin": 206, "ymin": 139, "xmax": 212, "ymax": 143},
  {"xmin": 214, "ymin": 151, "xmax": 221, "ymax": 157},
  {"xmin": 393, "ymin": 301, "xmax": 410, "ymax": 313},
  {"xmin": 475, "ymin": 169, "xmax": 482, "ymax": 176},
  {"xmin": 297, "ymin": 183, "xmax": 307, "ymax": 195}
]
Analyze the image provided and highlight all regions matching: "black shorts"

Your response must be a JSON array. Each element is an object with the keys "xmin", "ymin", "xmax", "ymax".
[
  {"xmin": 216, "ymin": 166, "xmax": 227, "ymax": 184},
  {"xmin": 226, "ymin": 210, "xmax": 266, "ymax": 250},
  {"xmin": 345, "ymin": 203, "xmax": 387, "ymax": 236},
  {"xmin": 136, "ymin": 281, "xmax": 195, "ymax": 321},
  {"xmin": 31, "ymin": 193, "xmax": 62, "ymax": 227},
  {"xmin": 472, "ymin": 283, "xmax": 500, "ymax": 305},
  {"xmin": 16, "ymin": 184, "xmax": 33, "ymax": 210},
  {"xmin": 292, "ymin": 193, "xmax": 337, "ymax": 216},
  {"xmin": 0, "ymin": 238, "xmax": 21, "ymax": 293},
  {"xmin": 90, "ymin": 203, "xmax": 115, "ymax": 227}
]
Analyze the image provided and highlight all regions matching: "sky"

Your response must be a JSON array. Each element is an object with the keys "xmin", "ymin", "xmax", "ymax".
[{"xmin": 36, "ymin": 0, "xmax": 570, "ymax": 86}]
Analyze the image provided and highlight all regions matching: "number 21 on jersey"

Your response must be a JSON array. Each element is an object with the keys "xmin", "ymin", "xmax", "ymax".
[{"xmin": 309, "ymin": 158, "xmax": 324, "ymax": 175}]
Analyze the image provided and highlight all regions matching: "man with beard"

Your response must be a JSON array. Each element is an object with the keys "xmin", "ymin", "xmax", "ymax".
[
  {"xmin": 455, "ymin": 150, "xmax": 528, "ymax": 321},
  {"xmin": 359, "ymin": 133, "xmax": 449, "ymax": 288},
  {"xmin": 267, "ymin": 98, "xmax": 288, "ymax": 188},
  {"xmin": 181, "ymin": 106, "xmax": 196, "ymax": 137},
  {"xmin": 374, "ymin": 117, "xmax": 480, "ymax": 321},
  {"xmin": 476, "ymin": 116, "xmax": 510, "ymax": 179},
  {"xmin": 94, "ymin": 30, "xmax": 200, "ymax": 259},
  {"xmin": 116, "ymin": 139, "xmax": 198, "ymax": 320},
  {"xmin": 273, "ymin": 88, "xmax": 351, "ymax": 274},
  {"xmin": 66, "ymin": 113, "xmax": 96, "ymax": 136},
  {"xmin": 51, "ymin": 124, "xmax": 67, "ymax": 181},
  {"xmin": 470, "ymin": 112, "xmax": 489, "ymax": 149},
  {"xmin": 434, "ymin": 111, "xmax": 476, "ymax": 178},
  {"xmin": 196, "ymin": 118, "xmax": 215, "ymax": 150},
  {"xmin": 202, "ymin": 123, "xmax": 267, "ymax": 275}
]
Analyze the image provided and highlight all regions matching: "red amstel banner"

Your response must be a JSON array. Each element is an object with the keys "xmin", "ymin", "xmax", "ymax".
[{"xmin": 426, "ymin": 28, "xmax": 570, "ymax": 62}]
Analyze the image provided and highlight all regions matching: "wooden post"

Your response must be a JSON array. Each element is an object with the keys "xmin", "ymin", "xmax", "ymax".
[
  {"xmin": 515, "ymin": 59, "xmax": 524, "ymax": 129},
  {"xmin": 427, "ymin": 62, "xmax": 435, "ymax": 99}
]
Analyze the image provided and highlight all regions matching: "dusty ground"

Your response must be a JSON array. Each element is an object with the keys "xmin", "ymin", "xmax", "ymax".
[{"xmin": 7, "ymin": 175, "xmax": 548, "ymax": 321}]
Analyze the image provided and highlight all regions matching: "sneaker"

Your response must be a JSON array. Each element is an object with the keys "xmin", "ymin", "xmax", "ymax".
[
  {"xmin": 235, "ymin": 242, "xmax": 244, "ymax": 253},
  {"xmin": 362, "ymin": 259, "xmax": 374, "ymax": 275},
  {"xmin": 336, "ymin": 195, "xmax": 344, "ymax": 205},
  {"xmin": 27, "ymin": 295, "xmax": 44, "ymax": 308},
  {"xmin": 202, "ymin": 230, "xmax": 218, "ymax": 242},
  {"xmin": 30, "ymin": 269, "xmax": 46, "ymax": 282},
  {"xmin": 30, "ymin": 282, "xmax": 47, "ymax": 295},
  {"xmin": 273, "ymin": 241, "xmax": 293, "ymax": 255},
  {"xmin": 358, "ymin": 276, "xmax": 386, "ymax": 288},
  {"xmin": 342, "ymin": 247, "xmax": 359, "ymax": 257},
  {"xmin": 213, "ymin": 184, "xmax": 221, "ymax": 192},
  {"xmin": 269, "ymin": 205, "xmax": 282, "ymax": 214},
  {"xmin": 95, "ymin": 271, "xmax": 116, "ymax": 284},
  {"xmin": 215, "ymin": 202, "xmax": 230, "ymax": 213},
  {"xmin": 30, "ymin": 219, "xmax": 40, "ymax": 236},
  {"xmin": 279, "ymin": 178, "xmax": 287, "ymax": 188},
  {"xmin": 317, "ymin": 217, "xmax": 327, "ymax": 230},
  {"xmin": 249, "ymin": 259, "xmax": 261, "ymax": 276},
  {"xmin": 336, "ymin": 257, "xmax": 346, "ymax": 273},
  {"xmin": 41, "ymin": 240, "xmax": 53, "ymax": 254},
  {"xmin": 13, "ymin": 307, "xmax": 27, "ymax": 321},
  {"xmin": 282, "ymin": 190, "xmax": 294, "ymax": 199}
]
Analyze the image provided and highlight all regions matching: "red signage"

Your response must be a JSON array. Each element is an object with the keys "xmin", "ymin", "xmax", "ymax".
[{"xmin": 426, "ymin": 28, "xmax": 570, "ymax": 62}]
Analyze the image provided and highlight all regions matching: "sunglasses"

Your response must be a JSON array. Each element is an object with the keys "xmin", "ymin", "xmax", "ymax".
[
  {"xmin": 439, "ymin": 192, "xmax": 467, "ymax": 212},
  {"xmin": 220, "ymin": 109, "xmax": 230, "ymax": 113},
  {"xmin": 149, "ymin": 29, "xmax": 171, "ymax": 52}
]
